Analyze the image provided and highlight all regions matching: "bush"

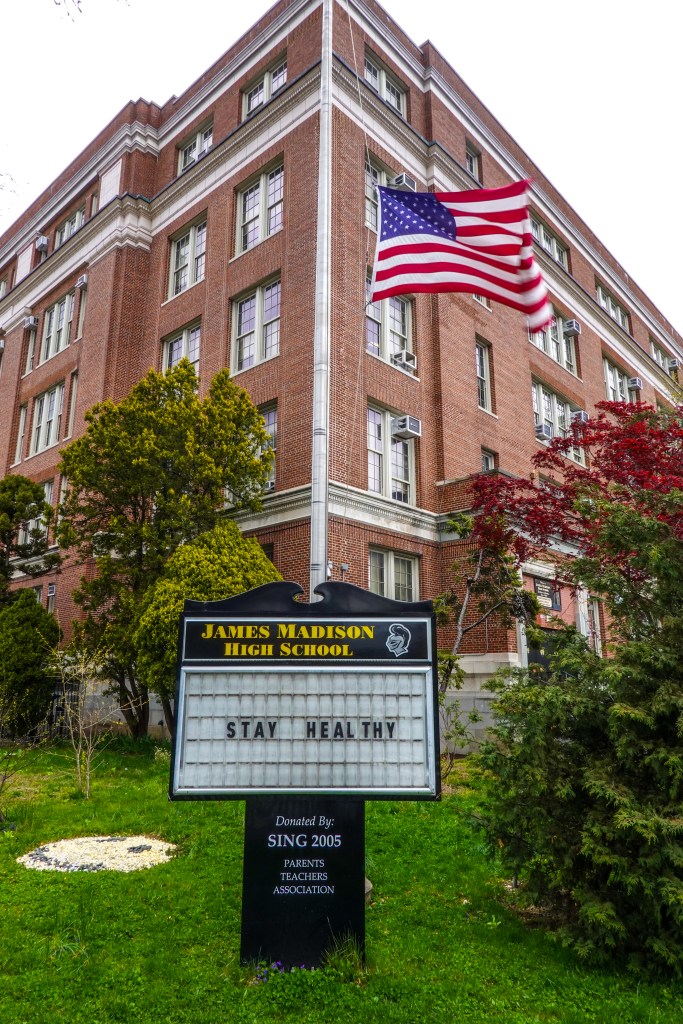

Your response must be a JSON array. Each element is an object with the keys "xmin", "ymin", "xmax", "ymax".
[{"xmin": 0, "ymin": 590, "xmax": 60, "ymax": 736}]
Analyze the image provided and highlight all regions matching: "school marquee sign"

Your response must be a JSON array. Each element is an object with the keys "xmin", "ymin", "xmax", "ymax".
[{"xmin": 170, "ymin": 581, "xmax": 440, "ymax": 800}]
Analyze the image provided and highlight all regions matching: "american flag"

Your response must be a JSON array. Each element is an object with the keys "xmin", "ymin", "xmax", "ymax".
[{"xmin": 370, "ymin": 180, "xmax": 552, "ymax": 330}]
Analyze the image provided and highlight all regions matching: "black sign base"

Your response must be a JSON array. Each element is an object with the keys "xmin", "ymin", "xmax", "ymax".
[{"xmin": 240, "ymin": 797, "xmax": 365, "ymax": 968}]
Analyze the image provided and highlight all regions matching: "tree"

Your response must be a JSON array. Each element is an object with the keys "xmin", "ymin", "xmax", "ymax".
[
  {"xmin": 0, "ymin": 474, "xmax": 61, "ymax": 608},
  {"xmin": 58, "ymin": 361, "xmax": 272, "ymax": 737},
  {"xmin": 50, "ymin": 643, "xmax": 120, "ymax": 799},
  {"xmin": 134, "ymin": 521, "xmax": 281, "ymax": 734},
  {"xmin": 434, "ymin": 512, "xmax": 539, "ymax": 772},
  {"xmin": 0, "ymin": 590, "xmax": 60, "ymax": 737},
  {"xmin": 473, "ymin": 402, "xmax": 683, "ymax": 974}
]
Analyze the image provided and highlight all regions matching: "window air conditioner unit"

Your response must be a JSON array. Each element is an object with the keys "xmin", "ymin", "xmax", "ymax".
[
  {"xmin": 390, "ymin": 172, "xmax": 417, "ymax": 193},
  {"xmin": 535, "ymin": 422, "xmax": 553, "ymax": 440},
  {"xmin": 628, "ymin": 377, "xmax": 643, "ymax": 391},
  {"xmin": 571, "ymin": 410, "xmax": 590, "ymax": 424},
  {"xmin": 668, "ymin": 358, "xmax": 680, "ymax": 372},
  {"xmin": 264, "ymin": 480, "xmax": 275, "ymax": 493},
  {"xmin": 391, "ymin": 415, "xmax": 421, "ymax": 439},
  {"xmin": 391, "ymin": 349, "xmax": 417, "ymax": 371},
  {"xmin": 35, "ymin": 235, "xmax": 49, "ymax": 253},
  {"xmin": 563, "ymin": 319, "xmax": 581, "ymax": 337},
  {"xmin": 76, "ymin": 274, "xmax": 88, "ymax": 289},
  {"xmin": 47, "ymin": 583, "xmax": 56, "ymax": 597},
  {"xmin": 24, "ymin": 316, "xmax": 39, "ymax": 329}
]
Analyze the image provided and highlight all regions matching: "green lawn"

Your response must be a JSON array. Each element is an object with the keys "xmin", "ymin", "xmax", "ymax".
[{"xmin": 0, "ymin": 745, "xmax": 680, "ymax": 1024}]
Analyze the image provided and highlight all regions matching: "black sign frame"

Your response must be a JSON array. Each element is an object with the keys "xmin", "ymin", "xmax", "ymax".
[{"xmin": 169, "ymin": 581, "xmax": 440, "ymax": 802}]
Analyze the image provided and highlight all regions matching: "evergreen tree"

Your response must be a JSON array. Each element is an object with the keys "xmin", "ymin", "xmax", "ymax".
[{"xmin": 58, "ymin": 361, "xmax": 272, "ymax": 737}]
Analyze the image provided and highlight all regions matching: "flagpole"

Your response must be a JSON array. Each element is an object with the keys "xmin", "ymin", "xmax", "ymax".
[{"xmin": 309, "ymin": 0, "xmax": 332, "ymax": 598}]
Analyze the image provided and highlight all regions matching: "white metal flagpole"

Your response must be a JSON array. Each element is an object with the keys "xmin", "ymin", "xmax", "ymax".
[{"xmin": 309, "ymin": 0, "xmax": 333, "ymax": 597}]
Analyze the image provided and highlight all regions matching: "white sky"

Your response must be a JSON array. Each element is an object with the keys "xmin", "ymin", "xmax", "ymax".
[{"xmin": 2, "ymin": 0, "xmax": 681, "ymax": 334}]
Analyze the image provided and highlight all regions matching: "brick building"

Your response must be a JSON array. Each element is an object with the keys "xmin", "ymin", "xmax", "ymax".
[{"xmin": 1, "ymin": 0, "xmax": 681, "ymax": 722}]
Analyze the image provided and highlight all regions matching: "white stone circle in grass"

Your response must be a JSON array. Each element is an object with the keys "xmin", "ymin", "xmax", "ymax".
[{"xmin": 17, "ymin": 835, "xmax": 177, "ymax": 873}]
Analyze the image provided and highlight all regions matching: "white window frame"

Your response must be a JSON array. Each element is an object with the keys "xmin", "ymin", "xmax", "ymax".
[
  {"xmin": 368, "ymin": 548, "xmax": 418, "ymax": 602},
  {"xmin": 243, "ymin": 58, "xmax": 287, "ymax": 118},
  {"xmin": 597, "ymin": 283, "xmax": 629, "ymax": 331},
  {"xmin": 481, "ymin": 449, "xmax": 496, "ymax": 472},
  {"xmin": 14, "ymin": 404, "xmax": 28, "ymax": 464},
  {"xmin": 23, "ymin": 328, "xmax": 37, "ymax": 376},
  {"xmin": 530, "ymin": 215, "xmax": 568, "ymax": 270},
  {"xmin": 532, "ymin": 380, "xmax": 584, "ymax": 463},
  {"xmin": 55, "ymin": 207, "xmax": 84, "ymax": 248},
  {"xmin": 31, "ymin": 382, "xmax": 64, "ymax": 455},
  {"xmin": 603, "ymin": 357, "xmax": 636, "ymax": 403},
  {"xmin": 365, "ymin": 277, "xmax": 413, "ymax": 368},
  {"xmin": 465, "ymin": 143, "xmax": 481, "ymax": 182},
  {"xmin": 232, "ymin": 279, "xmax": 281, "ymax": 373},
  {"xmin": 75, "ymin": 286, "xmax": 87, "ymax": 340},
  {"xmin": 178, "ymin": 123, "xmax": 213, "ymax": 173},
  {"xmin": 650, "ymin": 338, "xmax": 671, "ymax": 373},
  {"xmin": 169, "ymin": 219, "xmax": 207, "ymax": 297},
  {"xmin": 365, "ymin": 158, "xmax": 393, "ymax": 232},
  {"xmin": 41, "ymin": 293, "xmax": 74, "ymax": 363},
  {"xmin": 164, "ymin": 323, "xmax": 201, "ymax": 373},
  {"xmin": 261, "ymin": 404, "xmax": 277, "ymax": 488},
  {"xmin": 237, "ymin": 164, "xmax": 284, "ymax": 253},
  {"xmin": 0, "ymin": 277, "xmax": 7, "ymax": 299},
  {"xmin": 364, "ymin": 54, "xmax": 405, "ymax": 116},
  {"xmin": 529, "ymin": 312, "xmax": 576, "ymax": 374},
  {"xmin": 367, "ymin": 406, "xmax": 416, "ymax": 505},
  {"xmin": 18, "ymin": 479, "xmax": 53, "ymax": 546},
  {"xmin": 476, "ymin": 341, "xmax": 492, "ymax": 412},
  {"xmin": 473, "ymin": 293, "xmax": 491, "ymax": 309},
  {"xmin": 65, "ymin": 372, "xmax": 79, "ymax": 439}
]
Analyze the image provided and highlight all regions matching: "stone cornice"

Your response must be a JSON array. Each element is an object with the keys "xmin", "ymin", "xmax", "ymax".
[{"xmin": 0, "ymin": 195, "xmax": 153, "ymax": 332}]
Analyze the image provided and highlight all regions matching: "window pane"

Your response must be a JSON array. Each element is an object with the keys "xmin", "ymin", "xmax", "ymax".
[
  {"xmin": 393, "ymin": 556, "xmax": 413, "ymax": 601},
  {"xmin": 272, "ymin": 61, "xmax": 287, "ymax": 92},
  {"xmin": 368, "ymin": 550, "xmax": 385, "ymax": 595}
]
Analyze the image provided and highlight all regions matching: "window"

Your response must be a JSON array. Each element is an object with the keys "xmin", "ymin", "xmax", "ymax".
[
  {"xmin": 164, "ymin": 323, "xmax": 201, "ymax": 373},
  {"xmin": 24, "ymin": 328, "xmax": 37, "ymax": 375},
  {"xmin": 367, "ymin": 406, "xmax": 415, "ymax": 504},
  {"xmin": 465, "ymin": 143, "xmax": 481, "ymax": 182},
  {"xmin": 596, "ymin": 283, "xmax": 629, "ymax": 331},
  {"xmin": 529, "ymin": 313, "xmax": 576, "ymax": 374},
  {"xmin": 365, "ymin": 277, "xmax": 412, "ymax": 367},
  {"xmin": 18, "ymin": 479, "xmax": 53, "ymax": 546},
  {"xmin": 530, "ymin": 216, "xmax": 568, "ymax": 270},
  {"xmin": 178, "ymin": 123, "xmax": 213, "ymax": 172},
  {"xmin": 651, "ymin": 338, "xmax": 672, "ymax": 373},
  {"xmin": 476, "ymin": 341, "xmax": 492, "ymax": 412},
  {"xmin": 368, "ymin": 548, "xmax": 417, "ymax": 602},
  {"xmin": 169, "ymin": 220, "xmax": 207, "ymax": 296},
  {"xmin": 473, "ymin": 293, "xmax": 491, "ymax": 309},
  {"xmin": 76, "ymin": 286, "xmax": 87, "ymax": 339},
  {"xmin": 603, "ymin": 357, "xmax": 636, "ymax": 403},
  {"xmin": 364, "ymin": 55, "xmax": 405, "ymax": 116},
  {"xmin": 47, "ymin": 584, "xmax": 56, "ymax": 615},
  {"xmin": 531, "ymin": 380, "xmax": 584, "ymax": 463},
  {"xmin": 233, "ymin": 279, "xmax": 281, "ymax": 371},
  {"xmin": 365, "ymin": 159, "xmax": 392, "ymax": 231},
  {"xmin": 481, "ymin": 448, "xmax": 496, "ymax": 472},
  {"xmin": 65, "ymin": 372, "xmax": 79, "ymax": 438},
  {"xmin": 243, "ymin": 58, "xmax": 287, "ymax": 117},
  {"xmin": 31, "ymin": 586, "xmax": 44, "ymax": 604},
  {"xmin": 238, "ymin": 165, "xmax": 284, "ymax": 252},
  {"xmin": 261, "ymin": 404, "xmax": 277, "ymax": 488},
  {"xmin": 55, "ymin": 208, "xmax": 84, "ymax": 247},
  {"xmin": 587, "ymin": 598, "xmax": 602, "ymax": 656},
  {"xmin": 41, "ymin": 293, "xmax": 74, "ymax": 362},
  {"xmin": 0, "ymin": 277, "xmax": 7, "ymax": 299},
  {"xmin": 14, "ymin": 404, "xmax": 28, "ymax": 464},
  {"xmin": 31, "ymin": 382, "xmax": 64, "ymax": 454}
]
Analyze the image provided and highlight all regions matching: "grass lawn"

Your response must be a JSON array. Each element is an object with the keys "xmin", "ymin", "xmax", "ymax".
[{"xmin": 0, "ymin": 743, "xmax": 681, "ymax": 1024}]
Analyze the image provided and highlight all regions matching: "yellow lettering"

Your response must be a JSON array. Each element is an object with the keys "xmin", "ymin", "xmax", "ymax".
[
  {"xmin": 278, "ymin": 624, "xmax": 296, "ymax": 639},
  {"xmin": 201, "ymin": 623, "xmax": 214, "ymax": 639}
]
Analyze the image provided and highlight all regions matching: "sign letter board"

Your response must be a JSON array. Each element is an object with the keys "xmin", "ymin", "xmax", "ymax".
[
  {"xmin": 170, "ymin": 581, "xmax": 440, "ymax": 801},
  {"xmin": 170, "ymin": 581, "xmax": 440, "ymax": 966}
]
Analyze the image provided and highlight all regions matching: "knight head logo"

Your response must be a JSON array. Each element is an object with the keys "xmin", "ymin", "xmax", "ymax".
[{"xmin": 386, "ymin": 622, "xmax": 411, "ymax": 658}]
